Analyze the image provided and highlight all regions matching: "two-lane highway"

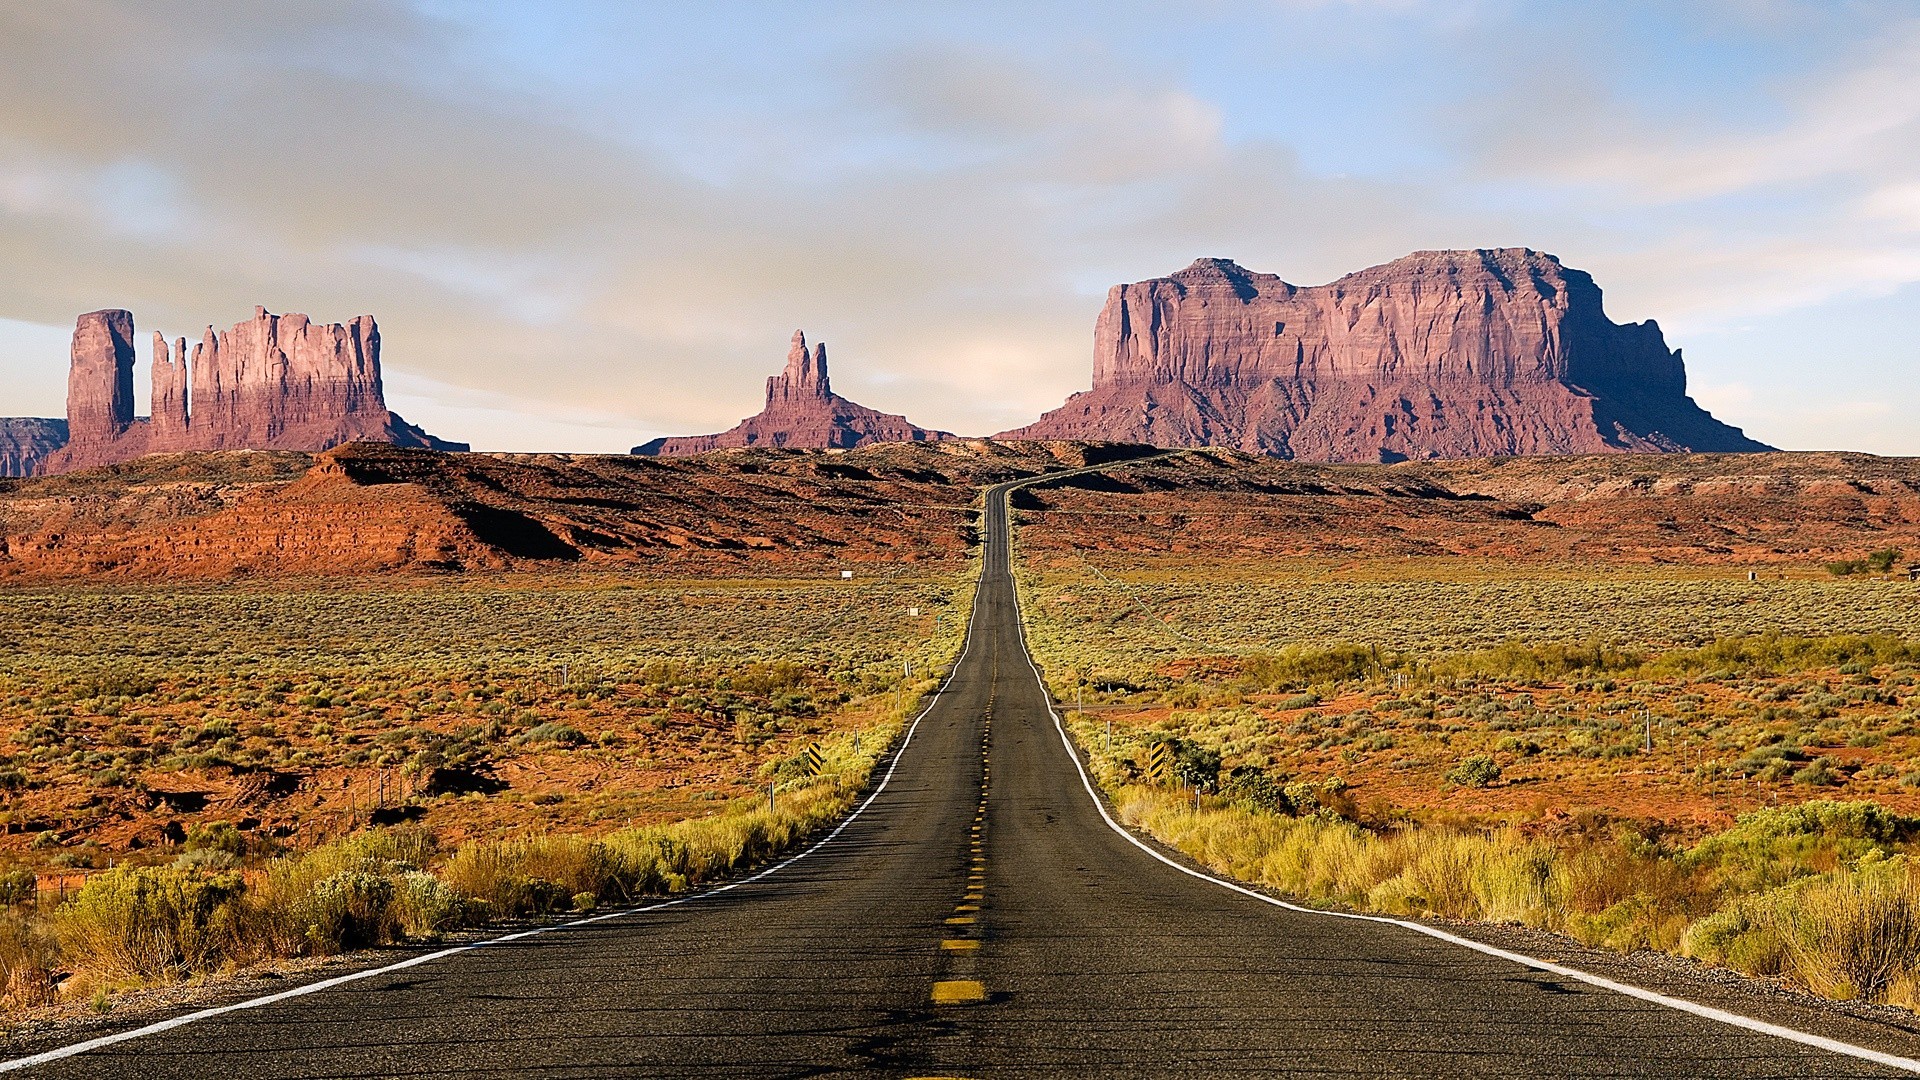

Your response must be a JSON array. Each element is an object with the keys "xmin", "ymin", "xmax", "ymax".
[{"xmin": 14, "ymin": 471, "xmax": 1920, "ymax": 1077}]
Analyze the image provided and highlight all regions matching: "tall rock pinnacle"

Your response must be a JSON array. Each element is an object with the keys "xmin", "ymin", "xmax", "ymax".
[
  {"xmin": 768, "ymin": 330, "xmax": 831, "ymax": 405},
  {"xmin": 151, "ymin": 332, "xmax": 188, "ymax": 440},
  {"xmin": 66, "ymin": 310, "xmax": 136, "ymax": 444},
  {"xmin": 635, "ymin": 329, "xmax": 949, "ymax": 455}
]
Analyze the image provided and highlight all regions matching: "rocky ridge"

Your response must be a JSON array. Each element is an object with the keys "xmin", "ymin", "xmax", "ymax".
[
  {"xmin": 634, "ymin": 330, "xmax": 950, "ymax": 455},
  {"xmin": 999, "ymin": 249, "xmax": 1771, "ymax": 461},
  {"xmin": 1, "ymin": 443, "xmax": 1912, "ymax": 580},
  {"xmin": 29, "ymin": 307, "xmax": 465, "ymax": 475}
]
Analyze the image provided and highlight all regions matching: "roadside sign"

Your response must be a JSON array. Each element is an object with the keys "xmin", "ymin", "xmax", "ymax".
[
  {"xmin": 802, "ymin": 744, "xmax": 827, "ymax": 776},
  {"xmin": 1143, "ymin": 742, "xmax": 1175, "ymax": 786},
  {"xmin": 841, "ymin": 570, "xmax": 854, "ymax": 579}
]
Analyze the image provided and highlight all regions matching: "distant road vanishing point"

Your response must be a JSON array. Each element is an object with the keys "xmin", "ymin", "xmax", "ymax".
[{"xmin": 11, "ymin": 466, "xmax": 1920, "ymax": 1078}]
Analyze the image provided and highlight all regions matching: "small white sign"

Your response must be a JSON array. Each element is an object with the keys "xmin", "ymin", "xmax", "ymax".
[
  {"xmin": 841, "ymin": 570, "xmax": 854, "ymax": 579},
  {"xmin": 909, "ymin": 607, "xmax": 921, "ymax": 617}
]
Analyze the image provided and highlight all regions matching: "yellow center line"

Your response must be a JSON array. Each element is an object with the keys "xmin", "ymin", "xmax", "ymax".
[
  {"xmin": 931, "ymin": 979, "xmax": 986, "ymax": 1005},
  {"xmin": 941, "ymin": 938, "xmax": 980, "ymax": 952}
]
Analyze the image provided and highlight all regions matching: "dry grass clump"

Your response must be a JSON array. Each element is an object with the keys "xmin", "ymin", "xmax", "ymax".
[{"xmin": 1116, "ymin": 782, "xmax": 1920, "ymax": 1007}]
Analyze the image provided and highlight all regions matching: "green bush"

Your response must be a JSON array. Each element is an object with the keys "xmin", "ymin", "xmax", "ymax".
[
  {"xmin": 52, "ymin": 866, "xmax": 245, "ymax": 980},
  {"xmin": 1444, "ymin": 755, "xmax": 1501, "ymax": 788},
  {"xmin": 520, "ymin": 722, "xmax": 587, "ymax": 747},
  {"xmin": 0, "ymin": 869, "xmax": 37, "ymax": 907},
  {"xmin": 295, "ymin": 871, "xmax": 397, "ymax": 953}
]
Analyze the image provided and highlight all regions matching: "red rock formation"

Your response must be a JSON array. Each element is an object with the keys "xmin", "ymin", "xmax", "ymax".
[
  {"xmin": 999, "ymin": 249, "xmax": 1771, "ymax": 461},
  {"xmin": 65, "ymin": 310, "xmax": 136, "ymax": 444},
  {"xmin": 151, "ymin": 332, "xmax": 188, "ymax": 441},
  {"xmin": 0, "ymin": 419, "xmax": 69, "ymax": 478},
  {"xmin": 634, "ymin": 330, "xmax": 950, "ymax": 455},
  {"xmin": 36, "ymin": 307, "xmax": 465, "ymax": 474}
]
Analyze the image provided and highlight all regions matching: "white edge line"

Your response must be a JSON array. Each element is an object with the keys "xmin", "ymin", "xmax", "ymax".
[
  {"xmin": 0, "ymin": 564, "xmax": 992, "ymax": 1073},
  {"xmin": 994, "ymin": 480, "xmax": 1920, "ymax": 1076}
]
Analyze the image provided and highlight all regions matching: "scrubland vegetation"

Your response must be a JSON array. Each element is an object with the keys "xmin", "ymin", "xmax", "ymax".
[
  {"xmin": 0, "ymin": 726, "xmax": 890, "ymax": 1014},
  {"xmin": 0, "ymin": 569, "xmax": 968, "ymax": 1017},
  {"xmin": 1017, "ymin": 544, "xmax": 1920, "ymax": 1007}
]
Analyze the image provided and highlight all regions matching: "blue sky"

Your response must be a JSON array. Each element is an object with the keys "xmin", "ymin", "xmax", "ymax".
[{"xmin": 0, "ymin": 1, "xmax": 1914, "ymax": 452}]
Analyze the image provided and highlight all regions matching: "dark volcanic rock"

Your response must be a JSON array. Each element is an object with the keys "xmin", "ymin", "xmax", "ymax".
[
  {"xmin": 999, "ymin": 249, "xmax": 1770, "ymax": 461},
  {"xmin": 634, "ymin": 330, "xmax": 950, "ymax": 456}
]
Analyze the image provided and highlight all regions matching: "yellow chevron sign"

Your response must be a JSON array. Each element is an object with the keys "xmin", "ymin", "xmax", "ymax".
[{"xmin": 1142, "ymin": 742, "xmax": 1175, "ymax": 786}]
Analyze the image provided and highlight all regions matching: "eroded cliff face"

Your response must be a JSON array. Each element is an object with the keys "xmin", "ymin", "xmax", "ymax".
[
  {"xmin": 634, "ymin": 330, "xmax": 950, "ymax": 455},
  {"xmin": 0, "ymin": 419, "xmax": 69, "ymax": 478},
  {"xmin": 999, "ymin": 249, "xmax": 1770, "ymax": 461},
  {"xmin": 36, "ymin": 307, "xmax": 465, "ymax": 474}
]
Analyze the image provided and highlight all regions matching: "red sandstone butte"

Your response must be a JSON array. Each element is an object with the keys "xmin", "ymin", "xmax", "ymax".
[
  {"xmin": 999, "ymin": 249, "xmax": 1770, "ymax": 461},
  {"xmin": 38, "ymin": 306, "xmax": 465, "ymax": 474},
  {"xmin": 634, "ymin": 330, "xmax": 950, "ymax": 455}
]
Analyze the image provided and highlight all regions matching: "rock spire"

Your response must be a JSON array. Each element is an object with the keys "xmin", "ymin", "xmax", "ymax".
[{"xmin": 634, "ymin": 330, "xmax": 950, "ymax": 456}]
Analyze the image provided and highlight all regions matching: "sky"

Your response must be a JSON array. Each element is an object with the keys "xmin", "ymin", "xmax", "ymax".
[{"xmin": 0, "ymin": 1, "xmax": 1915, "ymax": 454}]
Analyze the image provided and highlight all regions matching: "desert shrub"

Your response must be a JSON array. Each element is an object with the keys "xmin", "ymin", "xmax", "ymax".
[
  {"xmin": 71, "ymin": 670, "xmax": 158, "ymax": 700},
  {"xmin": 0, "ymin": 869, "xmax": 37, "ymax": 907},
  {"xmin": 292, "ymin": 871, "xmax": 397, "ymax": 953},
  {"xmin": 1220, "ymin": 767, "xmax": 1286, "ymax": 813},
  {"xmin": 53, "ymin": 866, "xmax": 246, "ymax": 981},
  {"xmin": 0, "ymin": 913, "xmax": 57, "ymax": 1011},
  {"xmin": 1444, "ymin": 755, "xmax": 1501, "ymax": 788},
  {"xmin": 1236, "ymin": 646, "xmax": 1378, "ymax": 690},
  {"xmin": 1438, "ymin": 639, "xmax": 1644, "ymax": 681},
  {"xmin": 439, "ymin": 834, "xmax": 609, "ymax": 916},
  {"xmin": 1787, "ymin": 862, "xmax": 1920, "ymax": 1001},
  {"xmin": 519, "ymin": 722, "xmax": 586, "ymax": 747},
  {"xmin": 1686, "ymin": 858, "xmax": 1920, "ymax": 1003},
  {"xmin": 392, "ymin": 872, "xmax": 469, "ymax": 938},
  {"xmin": 184, "ymin": 821, "xmax": 245, "ymax": 856}
]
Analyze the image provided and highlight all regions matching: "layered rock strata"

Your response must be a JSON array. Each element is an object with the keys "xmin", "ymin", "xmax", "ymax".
[
  {"xmin": 634, "ymin": 331, "xmax": 951, "ymax": 456},
  {"xmin": 999, "ymin": 249, "xmax": 1770, "ymax": 460},
  {"xmin": 36, "ymin": 306, "xmax": 465, "ymax": 474},
  {"xmin": 0, "ymin": 418, "xmax": 70, "ymax": 478}
]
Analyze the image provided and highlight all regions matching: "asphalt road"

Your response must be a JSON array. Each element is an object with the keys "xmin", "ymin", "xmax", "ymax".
[{"xmin": 18, "ymin": 473, "xmax": 1920, "ymax": 1078}]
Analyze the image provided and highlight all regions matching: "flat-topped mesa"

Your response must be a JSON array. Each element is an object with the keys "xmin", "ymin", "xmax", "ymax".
[
  {"xmin": 634, "ymin": 329, "xmax": 952, "ymax": 456},
  {"xmin": 1002, "ymin": 248, "xmax": 1771, "ymax": 461},
  {"xmin": 36, "ymin": 306, "xmax": 466, "ymax": 474}
]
